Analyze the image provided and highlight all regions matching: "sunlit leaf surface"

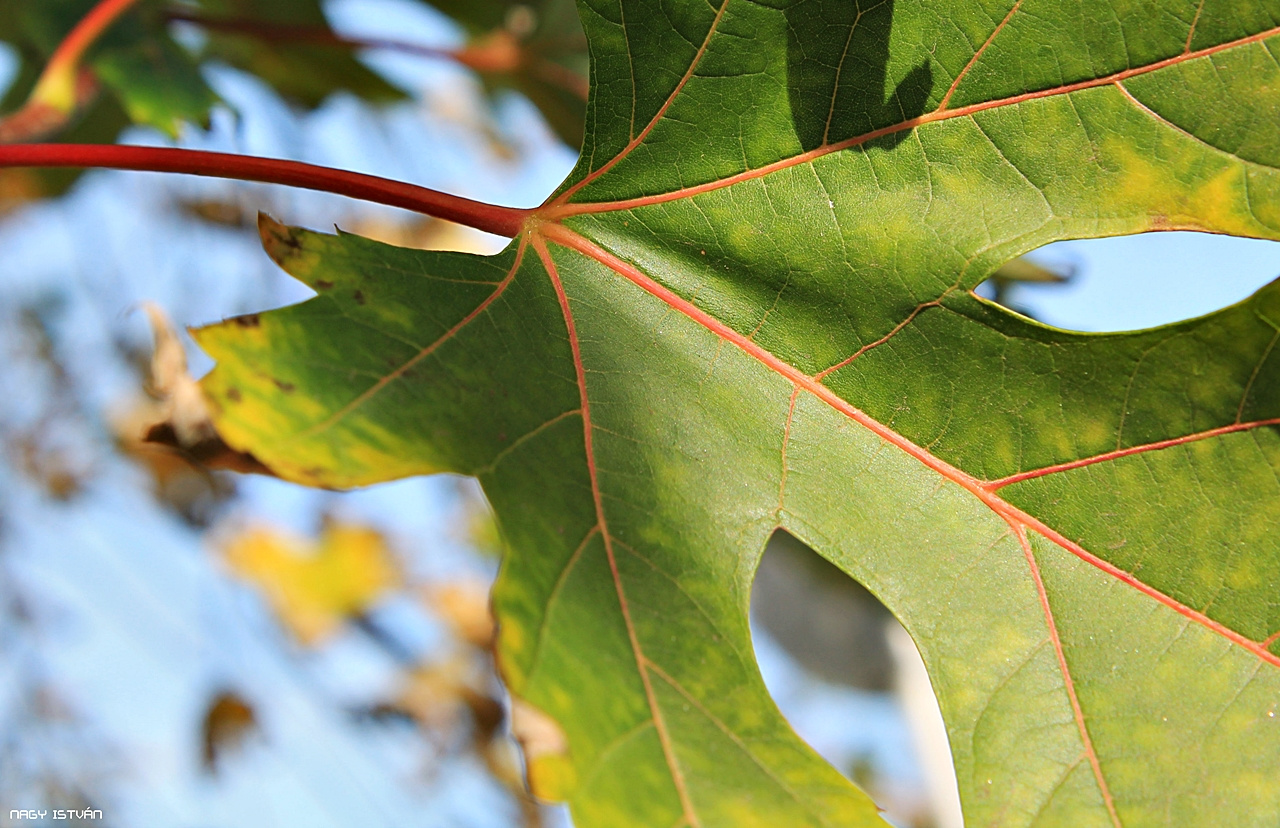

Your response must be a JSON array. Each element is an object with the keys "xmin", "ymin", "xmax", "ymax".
[{"xmin": 196, "ymin": 1, "xmax": 1280, "ymax": 825}]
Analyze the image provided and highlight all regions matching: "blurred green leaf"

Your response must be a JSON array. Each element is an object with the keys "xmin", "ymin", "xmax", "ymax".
[
  {"xmin": 1, "ymin": 0, "xmax": 218, "ymax": 137},
  {"xmin": 187, "ymin": 0, "xmax": 404, "ymax": 107},
  {"xmin": 91, "ymin": 8, "xmax": 217, "ymax": 136}
]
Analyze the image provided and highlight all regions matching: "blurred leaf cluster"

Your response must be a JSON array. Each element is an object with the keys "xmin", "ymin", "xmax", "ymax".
[
  {"xmin": 0, "ymin": 0, "xmax": 581, "ymax": 813},
  {"xmin": 0, "ymin": 0, "xmax": 587, "ymax": 208}
]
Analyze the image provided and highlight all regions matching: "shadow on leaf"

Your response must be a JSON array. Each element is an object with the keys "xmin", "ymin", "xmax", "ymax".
[{"xmin": 784, "ymin": 0, "xmax": 932, "ymax": 152}]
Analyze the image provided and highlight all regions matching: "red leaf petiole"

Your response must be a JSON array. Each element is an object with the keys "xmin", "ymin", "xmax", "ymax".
[{"xmin": 0, "ymin": 143, "xmax": 534, "ymax": 238}]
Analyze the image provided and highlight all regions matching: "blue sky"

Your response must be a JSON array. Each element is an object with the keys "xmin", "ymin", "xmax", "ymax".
[{"xmin": 1017, "ymin": 231, "xmax": 1280, "ymax": 332}]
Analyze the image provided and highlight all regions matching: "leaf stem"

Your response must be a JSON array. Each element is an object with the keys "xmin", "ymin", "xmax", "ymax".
[
  {"xmin": 0, "ymin": 144, "xmax": 533, "ymax": 237},
  {"xmin": 0, "ymin": 0, "xmax": 142, "ymax": 142},
  {"xmin": 165, "ymin": 10, "xmax": 588, "ymax": 101},
  {"xmin": 38, "ymin": 0, "xmax": 141, "ymax": 109},
  {"xmin": 164, "ymin": 10, "xmax": 457, "ymax": 62}
]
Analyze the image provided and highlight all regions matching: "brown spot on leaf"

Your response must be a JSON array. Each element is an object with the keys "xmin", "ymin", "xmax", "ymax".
[
  {"xmin": 353, "ymin": 289, "xmax": 366, "ymax": 305},
  {"xmin": 226, "ymin": 388, "xmax": 242, "ymax": 402},
  {"xmin": 302, "ymin": 467, "xmax": 332, "ymax": 485},
  {"xmin": 234, "ymin": 314, "xmax": 260, "ymax": 328},
  {"xmin": 271, "ymin": 225, "xmax": 302, "ymax": 250},
  {"xmin": 314, "ymin": 279, "xmax": 334, "ymax": 290},
  {"xmin": 273, "ymin": 379, "xmax": 296, "ymax": 393},
  {"xmin": 257, "ymin": 214, "xmax": 306, "ymax": 268}
]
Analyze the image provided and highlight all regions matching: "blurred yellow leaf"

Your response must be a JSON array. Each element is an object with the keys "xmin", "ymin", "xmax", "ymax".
[
  {"xmin": 221, "ymin": 521, "xmax": 400, "ymax": 645},
  {"xmin": 424, "ymin": 580, "xmax": 494, "ymax": 650},
  {"xmin": 0, "ymin": 168, "xmax": 45, "ymax": 215},
  {"xmin": 395, "ymin": 655, "xmax": 479, "ymax": 733}
]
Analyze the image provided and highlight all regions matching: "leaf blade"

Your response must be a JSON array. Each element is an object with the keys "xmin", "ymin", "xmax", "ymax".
[{"xmin": 196, "ymin": 1, "xmax": 1280, "ymax": 824}]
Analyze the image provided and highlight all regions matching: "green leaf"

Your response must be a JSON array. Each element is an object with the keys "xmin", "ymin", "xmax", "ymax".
[
  {"xmin": 1, "ymin": 0, "xmax": 218, "ymax": 138},
  {"xmin": 196, "ymin": 1, "xmax": 1280, "ymax": 825},
  {"xmin": 91, "ymin": 10, "xmax": 219, "ymax": 137}
]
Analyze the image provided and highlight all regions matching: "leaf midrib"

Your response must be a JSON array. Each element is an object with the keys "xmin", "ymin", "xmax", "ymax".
[{"xmin": 533, "ymin": 232, "xmax": 705, "ymax": 828}]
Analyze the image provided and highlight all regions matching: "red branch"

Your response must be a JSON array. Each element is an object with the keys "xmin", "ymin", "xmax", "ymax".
[{"xmin": 0, "ymin": 144, "xmax": 532, "ymax": 237}]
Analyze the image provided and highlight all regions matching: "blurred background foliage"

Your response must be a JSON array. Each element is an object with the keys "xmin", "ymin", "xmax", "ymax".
[
  {"xmin": 0, "ymin": 1, "xmax": 595, "ymax": 824},
  {"xmin": 1, "ymin": 1, "xmax": 1274, "ymax": 826}
]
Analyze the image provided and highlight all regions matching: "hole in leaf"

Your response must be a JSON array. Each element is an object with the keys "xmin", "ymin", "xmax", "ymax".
[
  {"xmin": 978, "ymin": 232, "xmax": 1280, "ymax": 332},
  {"xmin": 750, "ymin": 529, "xmax": 962, "ymax": 827}
]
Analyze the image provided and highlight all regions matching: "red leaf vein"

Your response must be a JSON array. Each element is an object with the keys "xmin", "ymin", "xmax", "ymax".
[
  {"xmin": 985, "ymin": 418, "xmax": 1280, "ymax": 490},
  {"xmin": 1013, "ymin": 521, "xmax": 1121, "ymax": 828},
  {"xmin": 552, "ymin": 0, "xmax": 733, "ymax": 205},
  {"xmin": 813, "ymin": 297, "xmax": 947, "ymax": 380},
  {"xmin": 937, "ymin": 0, "xmax": 1023, "ymax": 112},
  {"xmin": 532, "ymin": 233, "xmax": 702, "ymax": 827}
]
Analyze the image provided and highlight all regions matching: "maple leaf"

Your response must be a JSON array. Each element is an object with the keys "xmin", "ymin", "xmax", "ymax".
[{"xmin": 192, "ymin": 0, "xmax": 1280, "ymax": 825}]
